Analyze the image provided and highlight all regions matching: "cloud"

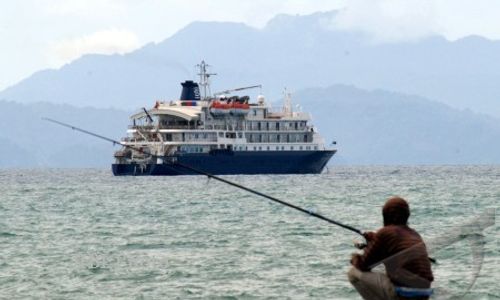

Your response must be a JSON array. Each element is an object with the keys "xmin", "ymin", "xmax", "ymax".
[
  {"xmin": 327, "ymin": 0, "xmax": 500, "ymax": 42},
  {"xmin": 49, "ymin": 29, "xmax": 140, "ymax": 66},
  {"xmin": 44, "ymin": 0, "xmax": 126, "ymax": 18},
  {"xmin": 329, "ymin": 0, "xmax": 440, "ymax": 43}
]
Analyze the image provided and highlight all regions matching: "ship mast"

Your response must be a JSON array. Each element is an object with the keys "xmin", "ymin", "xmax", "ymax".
[
  {"xmin": 283, "ymin": 88, "xmax": 293, "ymax": 117},
  {"xmin": 196, "ymin": 60, "xmax": 217, "ymax": 100}
]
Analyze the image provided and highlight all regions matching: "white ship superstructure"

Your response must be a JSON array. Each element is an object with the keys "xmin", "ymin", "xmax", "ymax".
[{"xmin": 113, "ymin": 61, "xmax": 335, "ymax": 176}]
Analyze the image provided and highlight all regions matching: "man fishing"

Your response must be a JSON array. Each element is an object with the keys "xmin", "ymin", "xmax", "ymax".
[{"xmin": 348, "ymin": 196, "xmax": 434, "ymax": 300}]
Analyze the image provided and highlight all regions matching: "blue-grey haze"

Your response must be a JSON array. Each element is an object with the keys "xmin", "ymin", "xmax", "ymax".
[
  {"xmin": 0, "ymin": 101, "xmax": 129, "ymax": 168},
  {"xmin": 2, "ymin": 83, "xmax": 500, "ymax": 166},
  {"xmin": 299, "ymin": 85, "xmax": 500, "ymax": 165}
]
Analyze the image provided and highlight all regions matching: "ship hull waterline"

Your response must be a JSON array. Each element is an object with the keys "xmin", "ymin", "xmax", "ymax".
[{"xmin": 112, "ymin": 150, "xmax": 336, "ymax": 176}]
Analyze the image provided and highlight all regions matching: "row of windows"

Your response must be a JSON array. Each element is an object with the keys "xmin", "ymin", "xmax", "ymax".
[
  {"xmin": 234, "ymin": 145, "xmax": 318, "ymax": 151},
  {"xmin": 178, "ymin": 145, "xmax": 317, "ymax": 151},
  {"xmin": 247, "ymin": 121, "xmax": 307, "ymax": 131},
  {"xmin": 178, "ymin": 146, "xmax": 204, "ymax": 153},
  {"xmin": 178, "ymin": 144, "xmax": 319, "ymax": 152},
  {"xmin": 164, "ymin": 131, "xmax": 310, "ymax": 142},
  {"xmin": 218, "ymin": 132, "xmax": 243, "ymax": 138}
]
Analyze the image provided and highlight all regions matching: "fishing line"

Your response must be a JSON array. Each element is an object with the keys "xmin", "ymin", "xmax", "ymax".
[{"xmin": 42, "ymin": 117, "xmax": 364, "ymax": 237}]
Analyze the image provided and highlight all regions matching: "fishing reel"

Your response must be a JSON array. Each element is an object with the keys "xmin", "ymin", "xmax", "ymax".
[
  {"xmin": 354, "ymin": 241, "xmax": 367, "ymax": 249},
  {"xmin": 354, "ymin": 231, "xmax": 374, "ymax": 249}
]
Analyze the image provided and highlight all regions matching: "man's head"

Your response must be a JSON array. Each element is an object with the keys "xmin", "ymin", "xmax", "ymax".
[{"xmin": 383, "ymin": 196, "xmax": 410, "ymax": 226}]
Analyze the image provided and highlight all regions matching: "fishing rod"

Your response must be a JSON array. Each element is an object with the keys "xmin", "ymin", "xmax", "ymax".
[
  {"xmin": 42, "ymin": 117, "xmax": 364, "ymax": 237},
  {"xmin": 42, "ymin": 118, "xmax": 439, "ymax": 262}
]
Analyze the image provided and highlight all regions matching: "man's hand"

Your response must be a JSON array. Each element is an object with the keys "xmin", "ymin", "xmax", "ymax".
[
  {"xmin": 363, "ymin": 231, "xmax": 376, "ymax": 243},
  {"xmin": 353, "ymin": 240, "xmax": 367, "ymax": 249},
  {"xmin": 350, "ymin": 253, "xmax": 362, "ymax": 267}
]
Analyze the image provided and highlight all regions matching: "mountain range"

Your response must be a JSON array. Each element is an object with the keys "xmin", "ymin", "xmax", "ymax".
[
  {"xmin": 2, "ymin": 11, "xmax": 500, "ymax": 117},
  {"xmin": 0, "ymin": 101, "xmax": 128, "ymax": 167},
  {"xmin": 299, "ymin": 85, "xmax": 500, "ymax": 164},
  {"xmin": 1, "ymin": 11, "xmax": 499, "ymax": 167}
]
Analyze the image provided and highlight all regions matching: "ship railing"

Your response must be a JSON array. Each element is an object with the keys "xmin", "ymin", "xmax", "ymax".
[
  {"xmin": 121, "ymin": 139, "xmax": 161, "ymax": 144},
  {"xmin": 128, "ymin": 125, "xmax": 156, "ymax": 130},
  {"xmin": 121, "ymin": 137, "xmax": 149, "ymax": 143},
  {"xmin": 245, "ymin": 128, "xmax": 310, "ymax": 132},
  {"xmin": 203, "ymin": 125, "xmax": 245, "ymax": 131},
  {"xmin": 166, "ymin": 140, "xmax": 218, "ymax": 145},
  {"xmin": 182, "ymin": 139, "xmax": 218, "ymax": 143},
  {"xmin": 128, "ymin": 125, "xmax": 207, "ymax": 130},
  {"xmin": 158, "ymin": 125, "xmax": 200, "ymax": 130},
  {"xmin": 266, "ymin": 110, "xmax": 311, "ymax": 119},
  {"xmin": 128, "ymin": 125, "xmax": 311, "ymax": 132},
  {"xmin": 123, "ymin": 140, "xmax": 219, "ymax": 145}
]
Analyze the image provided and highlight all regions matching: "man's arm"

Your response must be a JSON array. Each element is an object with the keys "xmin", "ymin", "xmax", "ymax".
[{"xmin": 351, "ymin": 229, "xmax": 389, "ymax": 271}]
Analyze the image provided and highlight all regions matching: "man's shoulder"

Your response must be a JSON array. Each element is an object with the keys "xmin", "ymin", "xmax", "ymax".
[
  {"xmin": 377, "ymin": 225, "xmax": 411, "ymax": 236},
  {"xmin": 377, "ymin": 225, "xmax": 423, "ymax": 241},
  {"xmin": 376, "ymin": 225, "xmax": 399, "ymax": 235}
]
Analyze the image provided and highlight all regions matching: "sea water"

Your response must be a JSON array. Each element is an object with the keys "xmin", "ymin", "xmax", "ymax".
[{"xmin": 0, "ymin": 166, "xmax": 498, "ymax": 299}]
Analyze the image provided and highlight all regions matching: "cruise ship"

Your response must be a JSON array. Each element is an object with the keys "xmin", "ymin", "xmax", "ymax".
[{"xmin": 112, "ymin": 61, "xmax": 336, "ymax": 175}]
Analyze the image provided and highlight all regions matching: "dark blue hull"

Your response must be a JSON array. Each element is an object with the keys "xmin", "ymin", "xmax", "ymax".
[{"xmin": 112, "ymin": 150, "xmax": 335, "ymax": 176}]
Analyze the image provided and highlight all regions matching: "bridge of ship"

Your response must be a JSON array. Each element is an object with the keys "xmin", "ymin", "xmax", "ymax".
[{"xmin": 130, "ymin": 107, "xmax": 201, "ymax": 129}]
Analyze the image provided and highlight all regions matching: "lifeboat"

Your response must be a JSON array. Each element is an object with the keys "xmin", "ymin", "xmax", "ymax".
[
  {"xmin": 230, "ymin": 102, "xmax": 250, "ymax": 115},
  {"xmin": 210, "ymin": 101, "xmax": 232, "ymax": 116},
  {"xmin": 210, "ymin": 100, "xmax": 250, "ymax": 116}
]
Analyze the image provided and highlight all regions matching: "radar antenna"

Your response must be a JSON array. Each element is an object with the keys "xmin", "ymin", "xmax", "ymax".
[{"xmin": 196, "ymin": 60, "xmax": 217, "ymax": 100}]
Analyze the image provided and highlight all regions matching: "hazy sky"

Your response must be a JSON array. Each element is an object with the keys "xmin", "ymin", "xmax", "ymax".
[{"xmin": 2, "ymin": 0, "xmax": 500, "ymax": 91}]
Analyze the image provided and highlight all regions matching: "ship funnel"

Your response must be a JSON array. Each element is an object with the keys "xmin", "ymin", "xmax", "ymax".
[{"xmin": 180, "ymin": 80, "xmax": 201, "ymax": 101}]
